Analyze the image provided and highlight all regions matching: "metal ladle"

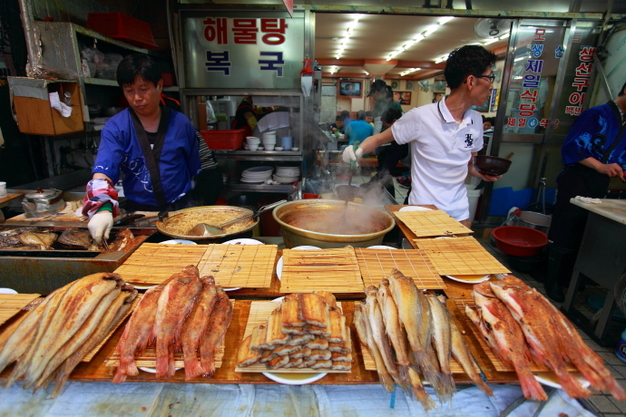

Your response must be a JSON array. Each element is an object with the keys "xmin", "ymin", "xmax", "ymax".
[{"xmin": 188, "ymin": 200, "xmax": 286, "ymax": 237}]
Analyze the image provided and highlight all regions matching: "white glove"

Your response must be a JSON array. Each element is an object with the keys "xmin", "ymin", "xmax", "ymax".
[
  {"xmin": 88, "ymin": 211, "xmax": 113, "ymax": 244},
  {"xmin": 342, "ymin": 146, "xmax": 364, "ymax": 164}
]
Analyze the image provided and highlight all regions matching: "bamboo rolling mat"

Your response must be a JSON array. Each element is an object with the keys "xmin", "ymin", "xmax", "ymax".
[
  {"xmin": 81, "ymin": 295, "xmax": 142, "ymax": 362},
  {"xmin": 114, "ymin": 243, "xmax": 208, "ymax": 285},
  {"xmin": 235, "ymin": 300, "xmax": 350, "ymax": 374},
  {"xmin": 197, "ymin": 244, "xmax": 277, "ymax": 289},
  {"xmin": 395, "ymin": 210, "xmax": 473, "ymax": 237},
  {"xmin": 0, "ymin": 293, "xmax": 41, "ymax": 326},
  {"xmin": 280, "ymin": 247, "xmax": 363, "ymax": 293},
  {"xmin": 354, "ymin": 248, "xmax": 446, "ymax": 289},
  {"xmin": 453, "ymin": 299, "xmax": 577, "ymax": 373},
  {"xmin": 414, "ymin": 236, "xmax": 510, "ymax": 276},
  {"xmin": 105, "ymin": 300, "xmax": 233, "ymax": 370}
]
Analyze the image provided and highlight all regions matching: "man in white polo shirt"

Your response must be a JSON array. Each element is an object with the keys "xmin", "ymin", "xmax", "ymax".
[{"xmin": 343, "ymin": 45, "xmax": 501, "ymax": 227}]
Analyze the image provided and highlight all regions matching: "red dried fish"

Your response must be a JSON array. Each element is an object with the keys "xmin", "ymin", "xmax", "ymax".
[
  {"xmin": 154, "ymin": 265, "xmax": 202, "ymax": 378},
  {"xmin": 200, "ymin": 288, "xmax": 232, "ymax": 377}
]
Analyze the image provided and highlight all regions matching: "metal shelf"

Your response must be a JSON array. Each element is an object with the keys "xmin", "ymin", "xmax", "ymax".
[
  {"xmin": 226, "ymin": 183, "xmax": 295, "ymax": 193},
  {"xmin": 214, "ymin": 150, "xmax": 302, "ymax": 162}
]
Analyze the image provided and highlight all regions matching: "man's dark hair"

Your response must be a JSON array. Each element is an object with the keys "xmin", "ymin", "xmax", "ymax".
[
  {"xmin": 340, "ymin": 110, "xmax": 350, "ymax": 118},
  {"xmin": 335, "ymin": 115, "xmax": 344, "ymax": 122},
  {"xmin": 356, "ymin": 110, "xmax": 366, "ymax": 120},
  {"xmin": 382, "ymin": 107, "xmax": 403, "ymax": 125},
  {"xmin": 117, "ymin": 53, "xmax": 163, "ymax": 87},
  {"xmin": 444, "ymin": 45, "xmax": 497, "ymax": 89}
]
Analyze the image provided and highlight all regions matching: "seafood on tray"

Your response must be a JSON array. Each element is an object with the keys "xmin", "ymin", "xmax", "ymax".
[
  {"xmin": 353, "ymin": 269, "xmax": 493, "ymax": 412},
  {"xmin": 113, "ymin": 265, "xmax": 232, "ymax": 382},
  {"xmin": 237, "ymin": 292, "xmax": 352, "ymax": 371},
  {"xmin": 0, "ymin": 226, "xmax": 138, "ymax": 252},
  {"xmin": 466, "ymin": 275, "xmax": 626, "ymax": 401},
  {"xmin": 0, "ymin": 272, "xmax": 138, "ymax": 398}
]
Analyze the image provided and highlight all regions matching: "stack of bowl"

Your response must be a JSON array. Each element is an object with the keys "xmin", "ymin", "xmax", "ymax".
[
  {"xmin": 241, "ymin": 166, "xmax": 274, "ymax": 183},
  {"xmin": 246, "ymin": 136, "xmax": 260, "ymax": 151},
  {"xmin": 262, "ymin": 131, "xmax": 277, "ymax": 150},
  {"xmin": 274, "ymin": 166, "xmax": 300, "ymax": 183}
]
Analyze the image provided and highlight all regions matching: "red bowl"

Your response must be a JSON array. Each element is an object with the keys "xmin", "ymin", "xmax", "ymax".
[{"xmin": 492, "ymin": 226, "xmax": 548, "ymax": 257}]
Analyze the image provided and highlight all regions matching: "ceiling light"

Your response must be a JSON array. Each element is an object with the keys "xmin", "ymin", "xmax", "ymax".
[
  {"xmin": 423, "ymin": 25, "xmax": 439, "ymax": 37},
  {"xmin": 434, "ymin": 55, "xmax": 447, "ymax": 64},
  {"xmin": 413, "ymin": 34, "xmax": 424, "ymax": 43},
  {"xmin": 482, "ymin": 38, "xmax": 498, "ymax": 45},
  {"xmin": 400, "ymin": 67, "xmax": 421, "ymax": 77},
  {"xmin": 438, "ymin": 16, "xmax": 454, "ymax": 25}
]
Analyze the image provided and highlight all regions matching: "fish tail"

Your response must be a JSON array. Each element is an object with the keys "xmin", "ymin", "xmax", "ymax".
[
  {"xmin": 155, "ymin": 339, "xmax": 170, "ymax": 378},
  {"xmin": 4, "ymin": 358, "xmax": 27, "ymax": 388},
  {"xmin": 606, "ymin": 376, "xmax": 626, "ymax": 401},
  {"xmin": 201, "ymin": 352, "xmax": 216, "ymax": 377},
  {"xmin": 396, "ymin": 364, "xmax": 412, "ymax": 395},
  {"xmin": 167, "ymin": 344, "xmax": 176, "ymax": 378},
  {"xmin": 183, "ymin": 354, "xmax": 204, "ymax": 381},
  {"xmin": 407, "ymin": 367, "xmax": 436, "ymax": 411},
  {"xmin": 378, "ymin": 371, "xmax": 395, "ymax": 393},
  {"xmin": 555, "ymin": 367, "xmax": 592, "ymax": 398},
  {"xmin": 517, "ymin": 369, "xmax": 548, "ymax": 401}
]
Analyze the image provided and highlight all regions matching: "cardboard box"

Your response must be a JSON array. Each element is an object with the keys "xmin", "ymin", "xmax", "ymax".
[{"xmin": 9, "ymin": 77, "xmax": 84, "ymax": 136}]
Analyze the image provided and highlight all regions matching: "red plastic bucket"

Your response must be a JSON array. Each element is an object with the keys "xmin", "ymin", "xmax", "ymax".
[
  {"xmin": 492, "ymin": 226, "xmax": 548, "ymax": 257},
  {"xmin": 303, "ymin": 193, "xmax": 320, "ymax": 199}
]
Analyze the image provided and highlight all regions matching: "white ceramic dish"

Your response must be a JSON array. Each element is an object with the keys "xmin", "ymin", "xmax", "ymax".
[
  {"xmin": 444, "ymin": 274, "xmax": 491, "ymax": 284},
  {"xmin": 0, "ymin": 288, "xmax": 18, "ymax": 294},
  {"xmin": 366, "ymin": 245, "xmax": 398, "ymax": 250},
  {"xmin": 159, "ymin": 239, "xmax": 198, "ymax": 245},
  {"xmin": 243, "ymin": 166, "xmax": 273, "ymax": 173},
  {"xmin": 221, "ymin": 238, "xmax": 264, "ymax": 245},
  {"xmin": 534, "ymin": 372, "xmax": 590, "ymax": 389},
  {"xmin": 276, "ymin": 246, "xmax": 322, "ymax": 280},
  {"xmin": 291, "ymin": 147, "xmax": 299, "ymax": 151},
  {"xmin": 262, "ymin": 371, "xmax": 328, "ymax": 385},
  {"xmin": 131, "ymin": 284, "xmax": 157, "ymax": 290},
  {"xmin": 139, "ymin": 366, "xmax": 182, "ymax": 374},
  {"xmin": 241, "ymin": 178, "xmax": 267, "ymax": 183},
  {"xmin": 399, "ymin": 206, "xmax": 432, "ymax": 212},
  {"xmin": 274, "ymin": 147, "xmax": 284, "ymax": 151}
]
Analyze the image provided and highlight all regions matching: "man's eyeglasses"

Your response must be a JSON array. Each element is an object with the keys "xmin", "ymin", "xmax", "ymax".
[{"xmin": 475, "ymin": 74, "xmax": 496, "ymax": 83}]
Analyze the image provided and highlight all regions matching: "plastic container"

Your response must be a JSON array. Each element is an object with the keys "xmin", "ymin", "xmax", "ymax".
[
  {"xmin": 87, "ymin": 13, "xmax": 157, "ymax": 49},
  {"xmin": 281, "ymin": 136, "xmax": 293, "ymax": 149},
  {"xmin": 491, "ymin": 226, "xmax": 548, "ymax": 257},
  {"xmin": 616, "ymin": 328, "xmax": 626, "ymax": 363},
  {"xmin": 509, "ymin": 210, "xmax": 552, "ymax": 235},
  {"xmin": 200, "ymin": 129, "xmax": 246, "ymax": 150}
]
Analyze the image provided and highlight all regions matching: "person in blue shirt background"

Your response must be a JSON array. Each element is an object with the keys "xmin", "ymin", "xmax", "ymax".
[
  {"xmin": 82, "ymin": 53, "xmax": 201, "ymax": 244},
  {"xmin": 344, "ymin": 110, "xmax": 374, "ymax": 149},
  {"xmin": 545, "ymin": 80, "xmax": 626, "ymax": 302}
]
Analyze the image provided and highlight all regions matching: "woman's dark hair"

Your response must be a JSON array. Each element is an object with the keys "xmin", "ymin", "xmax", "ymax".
[
  {"xmin": 444, "ymin": 45, "xmax": 497, "ymax": 89},
  {"xmin": 116, "ymin": 53, "xmax": 163, "ymax": 87},
  {"xmin": 383, "ymin": 107, "xmax": 403, "ymax": 124},
  {"xmin": 619, "ymin": 80, "xmax": 626, "ymax": 96}
]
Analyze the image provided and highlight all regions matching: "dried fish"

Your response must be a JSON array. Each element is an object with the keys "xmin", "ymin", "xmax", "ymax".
[
  {"xmin": 58, "ymin": 228, "xmax": 93, "ymax": 249},
  {"xmin": 200, "ymin": 288, "xmax": 233, "ymax": 377},
  {"xmin": 449, "ymin": 320, "xmax": 493, "ymax": 396},
  {"xmin": 426, "ymin": 293, "xmax": 455, "ymax": 403},
  {"xmin": 179, "ymin": 276, "xmax": 218, "ymax": 381},
  {"xmin": 154, "ymin": 265, "xmax": 202, "ymax": 378}
]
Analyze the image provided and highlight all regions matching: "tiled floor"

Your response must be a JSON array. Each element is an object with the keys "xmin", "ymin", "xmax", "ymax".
[{"xmin": 350, "ymin": 172, "xmax": 626, "ymax": 416}]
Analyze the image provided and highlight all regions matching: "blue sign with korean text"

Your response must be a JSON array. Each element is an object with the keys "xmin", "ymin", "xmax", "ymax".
[{"xmin": 182, "ymin": 12, "xmax": 305, "ymax": 89}]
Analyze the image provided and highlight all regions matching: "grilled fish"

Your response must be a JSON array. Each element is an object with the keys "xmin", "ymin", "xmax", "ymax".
[
  {"xmin": 489, "ymin": 277, "xmax": 592, "ymax": 399},
  {"xmin": 200, "ymin": 288, "xmax": 233, "ymax": 377},
  {"xmin": 17, "ymin": 273, "xmax": 124, "ymax": 389},
  {"xmin": 18, "ymin": 232, "xmax": 57, "ymax": 250},
  {"xmin": 180, "ymin": 275, "xmax": 218, "ymax": 381},
  {"xmin": 365, "ymin": 286, "xmax": 400, "ymax": 383},
  {"xmin": 113, "ymin": 275, "xmax": 177, "ymax": 383},
  {"xmin": 386, "ymin": 269, "xmax": 442, "ymax": 391},
  {"xmin": 469, "ymin": 282, "xmax": 547, "ymax": 401},
  {"xmin": 426, "ymin": 293, "xmax": 455, "ymax": 403},
  {"xmin": 58, "ymin": 228, "xmax": 93, "ymax": 249},
  {"xmin": 154, "ymin": 265, "xmax": 202, "ymax": 378},
  {"xmin": 50, "ymin": 287, "xmax": 138, "ymax": 397},
  {"xmin": 449, "ymin": 320, "xmax": 493, "ymax": 396},
  {"xmin": 29, "ymin": 286, "xmax": 122, "ymax": 390},
  {"xmin": 354, "ymin": 302, "xmax": 394, "ymax": 393}
]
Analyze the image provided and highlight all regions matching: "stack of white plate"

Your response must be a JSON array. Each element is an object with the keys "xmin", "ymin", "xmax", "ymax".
[
  {"xmin": 273, "ymin": 166, "xmax": 300, "ymax": 183},
  {"xmin": 241, "ymin": 166, "xmax": 274, "ymax": 183}
]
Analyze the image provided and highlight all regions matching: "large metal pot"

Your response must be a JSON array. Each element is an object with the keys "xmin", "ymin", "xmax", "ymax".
[
  {"xmin": 272, "ymin": 200, "xmax": 395, "ymax": 248},
  {"xmin": 508, "ymin": 211, "xmax": 552, "ymax": 235},
  {"xmin": 156, "ymin": 205, "xmax": 259, "ymax": 242}
]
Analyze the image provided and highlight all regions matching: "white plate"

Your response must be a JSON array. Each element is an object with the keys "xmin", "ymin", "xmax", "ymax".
[
  {"xmin": 131, "ymin": 284, "xmax": 157, "ymax": 290},
  {"xmin": 221, "ymin": 238, "xmax": 264, "ymax": 245},
  {"xmin": 366, "ymin": 245, "xmax": 398, "ymax": 250},
  {"xmin": 242, "ymin": 166, "xmax": 274, "ymax": 173},
  {"xmin": 276, "ymin": 246, "xmax": 322, "ymax": 280},
  {"xmin": 444, "ymin": 274, "xmax": 491, "ymax": 284},
  {"xmin": 0, "ymin": 288, "xmax": 18, "ymax": 294},
  {"xmin": 241, "ymin": 178, "xmax": 268, "ymax": 183},
  {"xmin": 139, "ymin": 366, "xmax": 182, "ymax": 374},
  {"xmin": 399, "ymin": 206, "xmax": 432, "ymax": 212},
  {"xmin": 262, "ymin": 371, "xmax": 328, "ymax": 385},
  {"xmin": 159, "ymin": 239, "xmax": 198, "ymax": 245},
  {"xmin": 534, "ymin": 372, "xmax": 590, "ymax": 389}
]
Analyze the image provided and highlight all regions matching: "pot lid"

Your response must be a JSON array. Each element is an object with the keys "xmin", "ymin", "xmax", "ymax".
[{"xmin": 24, "ymin": 187, "xmax": 63, "ymax": 201}]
